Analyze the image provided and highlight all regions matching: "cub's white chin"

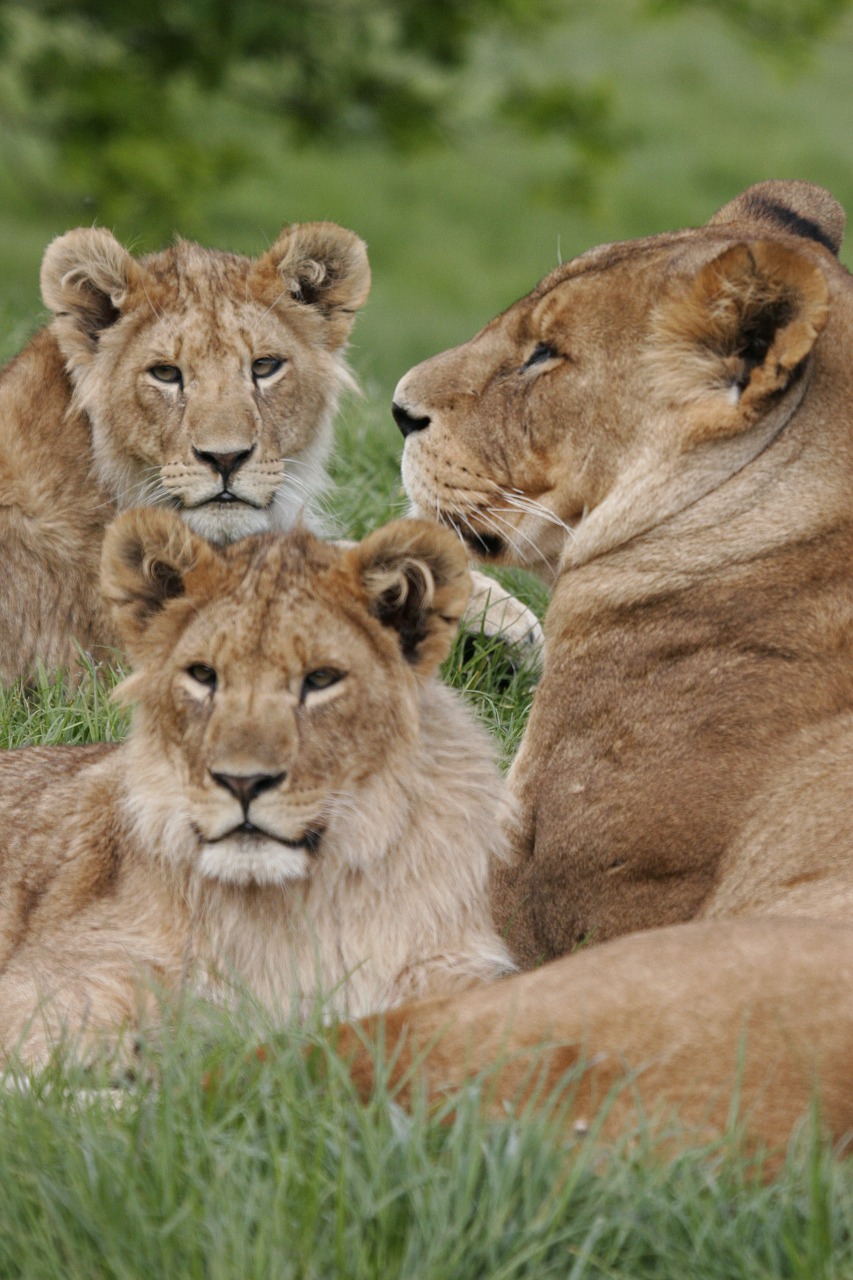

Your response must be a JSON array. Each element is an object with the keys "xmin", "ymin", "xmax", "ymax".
[
  {"xmin": 180, "ymin": 503, "xmax": 274, "ymax": 545},
  {"xmin": 199, "ymin": 837, "xmax": 311, "ymax": 886}
]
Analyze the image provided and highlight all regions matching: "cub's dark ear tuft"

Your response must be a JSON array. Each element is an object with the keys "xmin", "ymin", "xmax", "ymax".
[
  {"xmin": 251, "ymin": 221, "xmax": 370, "ymax": 351},
  {"xmin": 100, "ymin": 509, "xmax": 216, "ymax": 661},
  {"xmin": 40, "ymin": 228, "xmax": 139, "ymax": 363},
  {"xmin": 352, "ymin": 519, "xmax": 472, "ymax": 675},
  {"xmin": 708, "ymin": 181, "xmax": 845, "ymax": 257}
]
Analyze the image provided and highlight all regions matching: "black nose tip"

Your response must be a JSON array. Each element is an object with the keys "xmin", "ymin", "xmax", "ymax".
[
  {"xmin": 193, "ymin": 445, "xmax": 255, "ymax": 485},
  {"xmin": 392, "ymin": 401, "xmax": 431, "ymax": 438},
  {"xmin": 210, "ymin": 771, "xmax": 286, "ymax": 809}
]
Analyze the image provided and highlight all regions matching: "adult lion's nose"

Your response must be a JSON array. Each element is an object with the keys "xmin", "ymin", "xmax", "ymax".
[{"xmin": 391, "ymin": 402, "xmax": 431, "ymax": 438}]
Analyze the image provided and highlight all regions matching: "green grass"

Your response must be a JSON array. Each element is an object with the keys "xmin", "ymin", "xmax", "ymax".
[{"xmin": 0, "ymin": 1010, "xmax": 852, "ymax": 1280}]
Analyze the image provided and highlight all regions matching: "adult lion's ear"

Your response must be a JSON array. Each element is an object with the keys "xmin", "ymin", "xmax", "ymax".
[
  {"xmin": 252, "ymin": 221, "xmax": 371, "ymax": 350},
  {"xmin": 352, "ymin": 519, "xmax": 472, "ymax": 675},
  {"xmin": 650, "ymin": 240, "xmax": 829, "ymax": 439},
  {"xmin": 708, "ymin": 180, "xmax": 845, "ymax": 256},
  {"xmin": 100, "ymin": 509, "xmax": 217, "ymax": 661},
  {"xmin": 40, "ymin": 228, "xmax": 140, "ymax": 362}
]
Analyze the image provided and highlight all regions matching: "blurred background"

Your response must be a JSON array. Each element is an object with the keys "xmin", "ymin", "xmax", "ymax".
[{"xmin": 0, "ymin": 0, "xmax": 850, "ymax": 428}]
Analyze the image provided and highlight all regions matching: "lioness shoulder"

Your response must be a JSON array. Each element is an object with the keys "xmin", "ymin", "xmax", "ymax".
[{"xmin": 0, "ymin": 222, "xmax": 370, "ymax": 684}]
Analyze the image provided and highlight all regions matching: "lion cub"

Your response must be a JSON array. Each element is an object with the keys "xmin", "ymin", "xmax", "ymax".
[
  {"xmin": 0, "ymin": 221, "xmax": 370, "ymax": 685},
  {"xmin": 0, "ymin": 511, "xmax": 514, "ymax": 1067}
]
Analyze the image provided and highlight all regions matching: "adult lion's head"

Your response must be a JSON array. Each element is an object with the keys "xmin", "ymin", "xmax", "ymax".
[
  {"xmin": 392, "ymin": 181, "xmax": 843, "ymax": 576},
  {"xmin": 41, "ymin": 222, "xmax": 370, "ymax": 543}
]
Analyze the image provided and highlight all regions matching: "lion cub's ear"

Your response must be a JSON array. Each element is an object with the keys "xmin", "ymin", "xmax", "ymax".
[
  {"xmin": 40, "ymin": 228, "xmax": 140, "ymax": 363},
  {"xmin": 650, "ymin": 240, "xmax": 829, "ymax": 438},
  {"xmin": 101, "ymin": 509, "xmax": 218, "ymax": 662},
  {"xmin": 352, "ymin": 520, "xmax": 472, "ymax": 675},
  {"xmin": 251, "ymin": 222, "xmax": 371, "ymax": 350}
]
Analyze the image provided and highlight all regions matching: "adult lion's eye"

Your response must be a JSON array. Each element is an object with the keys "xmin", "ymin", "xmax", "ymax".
[
  {"xmin": 301, "ymin": 668, "xmax": 345, "ymax": 699},
  {"xmin": 252, "ymin": 356, "xmax": 284, "ymax": 380},
  {"xmin": 521, "ymin": 343, "xmax": 559, "ymax": 371},
  {"xmin": 149, "ymin": 364, "xmax": 183, "ymax": 385},
  {"xmin": 187, "ymin": 663, "xmax": 217, "ymax": 689}
]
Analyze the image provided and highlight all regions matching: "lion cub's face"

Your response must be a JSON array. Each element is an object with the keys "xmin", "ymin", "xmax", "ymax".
[
  {"xmin": 393, "ymin": 190, "xmax": 832, "ymax": 573},
  {"xmin": 41, "ymin": 223, "xmax": 370, "ymax": 543},
  {"xmin": 102, "ymin": 510, "xmax": 470, "ymax": 887}
]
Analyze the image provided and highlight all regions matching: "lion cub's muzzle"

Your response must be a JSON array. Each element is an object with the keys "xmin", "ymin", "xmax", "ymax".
[{"xmin": 207, "ymin": 770, "xmax": 324, "ymax": 853}]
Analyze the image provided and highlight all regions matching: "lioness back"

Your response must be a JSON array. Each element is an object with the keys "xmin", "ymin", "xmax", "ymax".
[{"xmin": 0, "ymin": 222, "xmax": 370, "ymax": 685}]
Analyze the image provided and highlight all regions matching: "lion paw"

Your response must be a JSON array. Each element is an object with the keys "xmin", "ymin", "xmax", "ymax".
[{"xmin": 464, "ymin": 571, "xmax": 544, "ymax": 661}]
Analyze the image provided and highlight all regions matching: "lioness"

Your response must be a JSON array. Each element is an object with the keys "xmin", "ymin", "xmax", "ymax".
[
  {"xmin": 0, "ymin": 510, "xmax": 513, "ymax": 1067},
  {"xmin": 392, "ymin": 179, "xmax": 853, "ymax": 961},
  {"xmin": 335, "ymin": 918, "xmax": 853, "ymax": 1164},
  {"xmin": 0, "ymin": 221, "xmax": 370, "ymax": 685}
]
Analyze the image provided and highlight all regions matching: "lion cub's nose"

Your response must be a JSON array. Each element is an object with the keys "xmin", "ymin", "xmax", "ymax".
[
  {"xmin": 193, "ymin": 445, "xmax": 255, "ymax": 485},
  {"xmin": 210, "ymin": 771, "xmax": 286, "ymax": 808},
  {"xmin": 391, "ymin": 402, "xmax": 431, "ymax": 438}
]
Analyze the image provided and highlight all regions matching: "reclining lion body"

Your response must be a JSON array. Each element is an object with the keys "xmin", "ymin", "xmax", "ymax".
[
  {"xmin": 0, "ymin": 222, "xmax": 370, "ymax": 685},
  {"xmin": 0, "ymin": 511, "xmax": 513, "ymax": 1067},
  {"xmin": 337, "ymin": 918, "xmax": 853, "ymax": 1164},
  {"xmin": 392, "ymin": 180, "xmax": 853, "ymax": 961}
]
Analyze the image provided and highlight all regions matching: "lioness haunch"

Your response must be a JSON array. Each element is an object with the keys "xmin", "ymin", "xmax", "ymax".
[
  {"xmin": 336, "ymin": 917, "xmax": 853, "ymax": 1165},
  {"xmin": 0, "ymin": 511, "xmax": 513, "ymax": 1068},
  {"xmin": 393, "ymin": 178, "xmax": 853, "ymax": 959}
]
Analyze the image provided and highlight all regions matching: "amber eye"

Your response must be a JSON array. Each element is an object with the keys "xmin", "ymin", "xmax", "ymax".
[
  {"xmin": 251, "ymin": 356, "xmax": 284, "ymax": 380},
  {"xmin": 187, "ymin": 663, "xmax": 217, "ymax": 689},
  {"xmin": 301, "ymin": 668, "xmax": 345, "ymax": 698},
  {"xmin": 149, "ymin": 364, "xmax": 183, "ymax": 385}
]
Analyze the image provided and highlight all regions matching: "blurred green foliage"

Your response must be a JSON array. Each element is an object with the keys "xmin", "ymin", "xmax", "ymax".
[
  {"xmin": 0, "ymin": 0, "xmax": 846, "ymax": 236},
  {"xmin": 0, "ymin": 0, "xmax": 592, "ymax": 232},
  {"xmin": 654, "ymin": 0, "xmax": 851, "ymax": 52}
]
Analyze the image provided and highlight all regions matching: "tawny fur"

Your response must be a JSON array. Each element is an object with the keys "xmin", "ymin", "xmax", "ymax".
[
  {"xmin": 393, "ymin": 179, "xmax": 853, "ymax": 961},
  {"xmin": 0, "ymin": 222, "xmax": 371, "ymax": 685},
  {"xmin": 0, "ymin": 512, "xmax": 513, "ymax": 1067},
  {"xmin": 336, "ymin": 918, "xmax": 853, "ymax": 1167}
]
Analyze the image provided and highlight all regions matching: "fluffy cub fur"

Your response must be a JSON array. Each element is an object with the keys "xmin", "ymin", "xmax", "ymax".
[
  {"xmin": 0, "ymin": 511, "xmax": 513, "ymax": 1067},
  {"xmin": 336, "ymin": 918, "xmax": 853, "ymax": 1167},
  {"xmin": 0, "ymin": 222, "xmax": 370, "ymax": 684},
  {"xmin": 392, "ymin": 179, "xmax": 853, "ymax": 960}
]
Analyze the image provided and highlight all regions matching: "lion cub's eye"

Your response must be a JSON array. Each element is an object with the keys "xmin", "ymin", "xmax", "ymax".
[
  {"xmin": 149, "ymin": 364, "xmax": 183, "ymax": 385},
  {"xmin": 187, "ymin": 663, "xmax": 217, "ymax": 689},
  {"xmin": 251, "ymin": 356, "xmax": 284, "ymax": 380},
  {"xmin": 301, "ymin": 668, "xmax": 345, "ymax": 699},
  {"xmin": 521, "ymin": 343, "xmax": 559, "ymax": 371}
]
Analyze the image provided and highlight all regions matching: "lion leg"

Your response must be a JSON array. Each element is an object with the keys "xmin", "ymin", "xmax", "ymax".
[
  {"xmin": 488, "ymin": 793, "xmax": 543, "ymax": 968},
  {"xmin": 465, "ymin": 570, "xmax": 544, "ymax": 659}
]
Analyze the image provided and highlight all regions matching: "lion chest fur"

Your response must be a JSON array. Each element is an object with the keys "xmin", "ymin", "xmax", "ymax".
[
  {"xmin": 0, "ymin": 222, "xmax": 370, "ymax": 685},
  {"xmin": 500, "ymin": 520, "xmax": 853, "ymax": 958},
  {"xmin": 0, "ymin": 513, "xmax": 512, "ymax": 1066}
]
